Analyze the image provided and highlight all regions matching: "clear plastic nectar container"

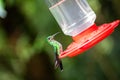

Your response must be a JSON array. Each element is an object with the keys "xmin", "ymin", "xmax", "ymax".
[{"xmin": 46, "ymin": 0, "xmax": 96, "ymax": 36}]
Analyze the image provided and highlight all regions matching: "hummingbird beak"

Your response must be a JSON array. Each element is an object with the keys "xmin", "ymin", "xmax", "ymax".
[{"xmin": 52, "ymin": 32, "xmax": 60, "ymax": 38}]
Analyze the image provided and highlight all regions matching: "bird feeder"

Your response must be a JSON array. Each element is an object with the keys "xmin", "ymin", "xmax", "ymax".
[{"xmin": 45, "ymin": 0, "xmax": 120, "ymax": 59}]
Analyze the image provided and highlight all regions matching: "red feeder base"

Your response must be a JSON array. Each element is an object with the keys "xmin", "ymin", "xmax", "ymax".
[{"xmin": 59, "ymin": 20, "xmax": 120, "ymax": 59}]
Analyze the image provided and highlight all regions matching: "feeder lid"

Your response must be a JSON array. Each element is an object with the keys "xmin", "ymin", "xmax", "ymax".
[{"xmin": 59, "ymin": 20, "xmax": 120, "ymax": 59}]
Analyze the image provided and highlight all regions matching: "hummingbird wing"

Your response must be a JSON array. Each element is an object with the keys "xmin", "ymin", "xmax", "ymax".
[{"xmin": 54, "ymin": 48, "xmax": 63, "ymax": 71}]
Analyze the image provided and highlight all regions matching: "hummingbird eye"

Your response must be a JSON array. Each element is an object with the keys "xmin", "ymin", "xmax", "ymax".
[{"xmin": 47, "ymin": 37, "xmax": 51, "ymax": 41}]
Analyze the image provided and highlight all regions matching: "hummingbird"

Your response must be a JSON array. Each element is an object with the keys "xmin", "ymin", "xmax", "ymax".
[{"xmin": 47, "ymin": 32, "xmax": 63, "ymax": 71}]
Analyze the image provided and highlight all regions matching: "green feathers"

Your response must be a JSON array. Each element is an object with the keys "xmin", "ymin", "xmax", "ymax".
[{"xmin": 47, "ymin": 32, "xmax": 63, "ymax": 71}]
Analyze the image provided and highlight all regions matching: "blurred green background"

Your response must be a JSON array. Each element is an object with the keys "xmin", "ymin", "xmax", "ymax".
[{"xmin": 0, "ymin": 0, "xmax": 120, "ymax": 80}]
